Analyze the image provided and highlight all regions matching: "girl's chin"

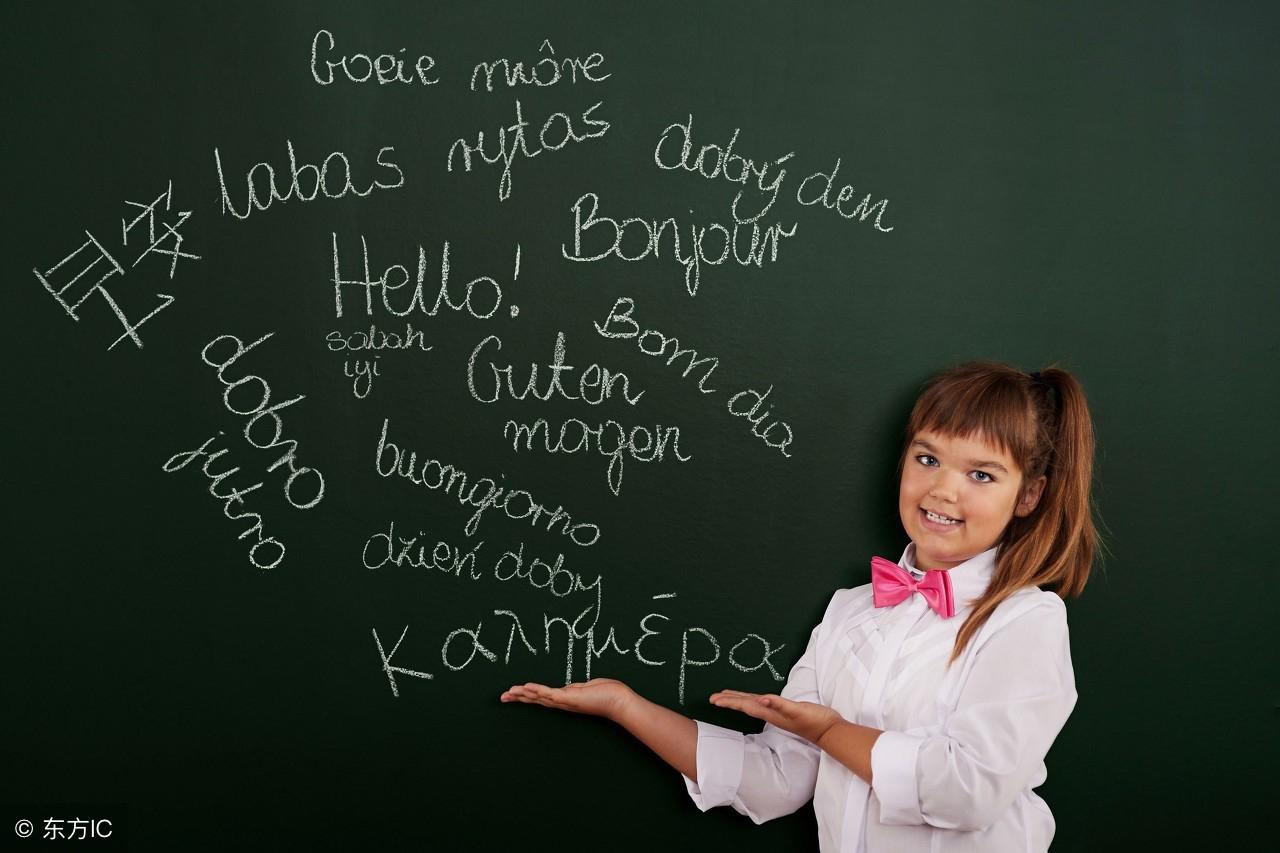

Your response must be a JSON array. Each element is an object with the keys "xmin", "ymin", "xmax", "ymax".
[
  {"xmin": 915, "ymin": 557, "xmax": 958, "ymax": 571},
  {"xmin": 913, "ymin": 541, "xmax": 967, "ymax": 570}
]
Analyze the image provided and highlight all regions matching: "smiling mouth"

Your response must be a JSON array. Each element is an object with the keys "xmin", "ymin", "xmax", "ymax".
[{"xmin": 922, "ymin": 508, "xmax": 962, "ymax": 526}]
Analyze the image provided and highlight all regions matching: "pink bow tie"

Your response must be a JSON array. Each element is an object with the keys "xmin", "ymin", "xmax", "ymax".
[{"xmin": 871, "ymin": 556, "xmax": 955, "ymax": 618}]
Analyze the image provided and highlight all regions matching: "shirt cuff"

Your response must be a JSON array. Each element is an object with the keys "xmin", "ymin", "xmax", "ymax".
[
  {"xmin": 682, "ymin": 720, "xmax": 746, "ymax": 810},
  {"xmin": 870, "ymin": 730, "xmax": 925, "ymax": 825}
]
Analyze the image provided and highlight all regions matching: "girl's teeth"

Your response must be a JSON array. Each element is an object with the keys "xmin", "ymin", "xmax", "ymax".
[{"xmin": 926, "ymin": 510, "xmax": 959, "ymax": 525}]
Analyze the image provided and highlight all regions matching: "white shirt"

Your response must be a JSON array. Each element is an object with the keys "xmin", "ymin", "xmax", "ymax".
[{"xmin": 682, "ymin": 544, "xmax": 1077, "ymax": 852}]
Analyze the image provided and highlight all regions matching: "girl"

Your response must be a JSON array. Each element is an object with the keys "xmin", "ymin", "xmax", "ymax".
[{"xmin": 501, "ymin": 361, "xmax": 1097, "ymax": 852}]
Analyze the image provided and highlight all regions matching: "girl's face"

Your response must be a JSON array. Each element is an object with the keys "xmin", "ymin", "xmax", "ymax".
[{"xmin": 898, "ymin": 429, "xmax": 1045, "ymax": 571}]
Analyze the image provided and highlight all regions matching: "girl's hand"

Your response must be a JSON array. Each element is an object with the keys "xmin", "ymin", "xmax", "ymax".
[
  {"xmin": 500, "ymin": 677, "xmax": 637, "ymax": 723},
  {"xmin": 709, "ymin": 689, "xmax": 843, "ymax": 745}
]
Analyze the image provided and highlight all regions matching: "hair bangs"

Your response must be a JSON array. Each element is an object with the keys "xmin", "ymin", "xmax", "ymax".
[{"xmin": 904, "ymin": 366, "xmax": 1042, "ymax": 477}]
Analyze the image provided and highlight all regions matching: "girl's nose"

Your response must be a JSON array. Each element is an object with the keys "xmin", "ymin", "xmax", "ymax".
[{"xmin": 928, "ymin": 470, "xmax": 964, "ymax": 501}]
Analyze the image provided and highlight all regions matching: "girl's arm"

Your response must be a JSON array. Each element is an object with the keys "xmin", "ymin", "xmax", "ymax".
[
  {"xmin": 506, "ymin": 589, "xmax": 853, "ymax": 823},
  {"xmin": 815, "ymin": 720, "xmax": 883, "ymax": 783},
  {"xmin": 872, "ymin": 596, "xmax": 1077, "ymax": 831},
  {"xmin": 712, "ymin": 596, "xmax": 1076, "ymax": 831},
  {"xmin": 613, "ymin": 691, "xmax": 699, "ymax": 781},
  {"xmin": 708, "ymin": 688, "xmax": 884, "ymax": 784},
  {"xmin": 501, "ymin": 678, "xmax": 698, "ymax": 782},
  {"xmin": 505, "ymin": 676, "xmax": 825, "ymax": 823}
]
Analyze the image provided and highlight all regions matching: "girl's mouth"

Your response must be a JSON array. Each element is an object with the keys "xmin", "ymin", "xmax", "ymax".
[{"xmin": 921, "ymin": 508, "xmax": 962, "ymax": 530}]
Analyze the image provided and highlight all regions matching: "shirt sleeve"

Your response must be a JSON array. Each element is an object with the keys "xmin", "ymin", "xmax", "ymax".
[
  {"xmin": 869, "ymin": 594, "xmax": 1078, "ymax": 832},
  {"xmin": 681, "ymin": 592, "xmax": 843, "ymax": 823}
]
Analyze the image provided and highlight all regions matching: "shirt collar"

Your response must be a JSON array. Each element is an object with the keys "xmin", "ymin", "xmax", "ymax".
[{"xmin": 898, "ymin": 542, "xmax": 999, "ymax": 612}]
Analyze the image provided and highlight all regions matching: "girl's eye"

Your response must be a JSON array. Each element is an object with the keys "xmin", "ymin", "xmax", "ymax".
[{"xmin": 911, "ymin": 450, "xmax": 998, "ymax": 479}]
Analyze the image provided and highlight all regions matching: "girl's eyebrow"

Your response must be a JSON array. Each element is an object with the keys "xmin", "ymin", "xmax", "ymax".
[{"xmin": 911, "ymin": 439, "xmax": 1010, "ymax": 474}]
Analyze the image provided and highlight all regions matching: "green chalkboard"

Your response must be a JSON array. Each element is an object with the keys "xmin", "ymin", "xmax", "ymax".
[{"xmin": 3, "ymin": 1, "xmax": 1274, "ymax": 850}]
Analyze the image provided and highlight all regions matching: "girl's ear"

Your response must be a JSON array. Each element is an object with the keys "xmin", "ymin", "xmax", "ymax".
[{"xmin": 1014, "ymin": 475, "xmax": 1047, "ymax": 517}]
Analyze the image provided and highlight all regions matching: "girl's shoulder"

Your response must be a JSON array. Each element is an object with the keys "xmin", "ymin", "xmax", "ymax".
[
  {"xmin": 824, "ymin": 582, "xmax": 875, "ymax": 617},
  {"xmin": 1000, "ymin": 583, "xmax": 1065, "ymax": 603},
  {"xmin": 976, "ymin": 586, "xmax": 1071, "ymax": 651},
  {"xmin": 812, "ymin": 582, "xmax": 877, "ymax": 634},
  {"xmin": 993, "ymin": 585, "xmax": 1068, "ymax": 621}
]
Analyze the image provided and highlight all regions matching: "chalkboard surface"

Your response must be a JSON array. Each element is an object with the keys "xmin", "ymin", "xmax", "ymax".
[{"xmin": 4, "ymin": 2, "xmax": 1274, "ymax": 850}]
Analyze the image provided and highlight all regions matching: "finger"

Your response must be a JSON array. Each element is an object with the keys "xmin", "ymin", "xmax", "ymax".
[
  {"xmin": 502, "ymin": 683, "xmax": 562, "ymax": 705},
  {"xmin": 501, "ymin": 687, "xmax": 544, "ymax": 704},
  {"xmin": 523, "ymin": 683, "xmax": 567, "ymax": 703},
  {"xmin": 709, "ymin": 691, "xmax": 762, "ymax": 707},
  {"xmin": 504, "ymin": 682, "xmax": 551, "ymax": 696},
  {"xmin": 709, "ymin": 694, "xmax": 776, "ymax": 721},
  {"xmin": 506, "ymin": 689, "xmax": 570, "ymax": 712},
  {"xmin": 523, "ymin": 683, "xmax": 594, "ymax": 712},
  {"xmin": 709, "ymin": 689, "xmax": 760, "ymax": 703},
  {"xmin": 724, "ymin": 703, "xmax": 779, "ymax": 725},
  {"xmin": 507, "ymin": 683, "xmax": 554, "ymax": 696}
]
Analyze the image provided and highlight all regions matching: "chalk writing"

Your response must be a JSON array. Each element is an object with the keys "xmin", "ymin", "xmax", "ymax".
[
  {"xmin": 466, "ymin": 332, "xmax": 644, "ymax": 405},
  {"xmin": 510, "ymin": 244, "xmax": 521, "ymax": 317},
  {"xmin": 310, "ymin": 29, "xmax": 438, "ymax": 86},
  {"xmin": 327, "ymin": 322, "xmax": 434, "ymax": 399},
  {"xmin": 200, "ymin": 332, "xmax": 326, "ymax": 509},
  {"xmin": 655, "ymin": 115, "xmax": 794, "ymax": 223},
  {"xmin": 344, "ymin": 358, "xmax": 379, "ymax": 399},
  {"xmin": 326, "ymin": 323, "xmax": 435, "ymax": 353},
  {"xmin": 373, "ymin": 627, "xmax": 434, "ymax": 697},
  {"xmin": 215, "ymin": 141, "xmax": 404, "ymax": 220},
  {"xmin": 448, "ymin": 99, "xmax": 609, "ymax": 201},
  {"xmin": 374, "ymin": 592, "xmax": 786, "ymax": 704},
  {"xmin": 592, "ymin": 298, "xmax": 719, "ymax": 392},
  {"xmin": 162, "ymin": 432, "xmax": 285, "ymax": 570},
  {"xmin": 363, "ymin": 524, "xmax": 603, "ymax": 625},
  {"xmin": 653, "ymin": 114, "xmax": 896, "ymax": 233},
  {"xmin": 329, "ymin": 234, "xmax": 501, "ymax": 397},
  {"xmin": 595, "ymin": 297, "xmax": 794, "ymax": 457},
  {"xmin": 33, "ymin": 181, "xmax": 199, "ymax": 350},
  {"xmin": 492, "ymin": 542, "xmax": 602, "ymax": 626},
  {"xmin": 375, "ymin": 418, "xmax": 601, "ymax": 546},
  {"xmin": 503, "ymin": 418, "xmax": 691, "ymax": 496},
  {"xmin": 331, "ymin": 233, "xmax": 504, "ymax": 321},
  {"xmin": 796, "ymin": 157, "xmax": 895, "ymax": 230},
  {"xmin": 364, "ymin": 521, "xmax": 485, "ymax": 580},
  {"xmin": 728, "ymin": 385, "xmax": 795, "ymax": 458},
  {"xmin": 120, "ymin": 181, "xmax": 200, "ymax": 276},
  {"xmin": 561, "ymin": 191, "xmax": 796, "ymax": 296},
  {"xmin": 469, "ymin": 40, "xmax": 609, "ymax": 91}
]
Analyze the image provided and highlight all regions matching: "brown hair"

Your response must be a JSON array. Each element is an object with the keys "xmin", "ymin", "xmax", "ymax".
[{"xmin": 894, "ymin": 360, "xmax": 1102, "ymax": 666}]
